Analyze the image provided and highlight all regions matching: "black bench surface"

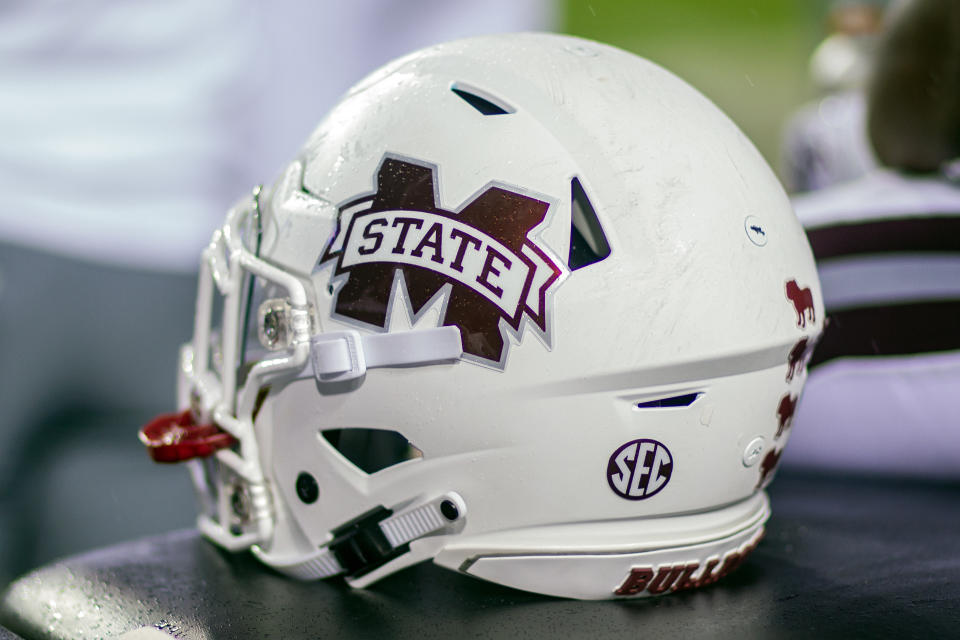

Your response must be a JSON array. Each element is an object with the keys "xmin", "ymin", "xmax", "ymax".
[{"xmin": 2, "ymin": 471, "xmax": 958, "ymax": 639}]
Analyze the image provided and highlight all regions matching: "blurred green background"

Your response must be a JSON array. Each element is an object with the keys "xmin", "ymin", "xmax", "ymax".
[{"xmin": 562, "ymin": 0, "xmax": 831, "ymax": 174}]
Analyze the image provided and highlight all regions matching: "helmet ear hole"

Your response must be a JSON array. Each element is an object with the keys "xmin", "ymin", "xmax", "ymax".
[{"xmin": 321, "ymin": 428, "xmax": 422, "ymax": 474}]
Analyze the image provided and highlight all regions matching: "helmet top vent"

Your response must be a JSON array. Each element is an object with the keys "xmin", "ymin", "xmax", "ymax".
[
  {"xmin": 450, "ymin": 83, "xmax": 513, "ymax": 116},
  {"xmin": 568, "ymin": 177, "xmax": 611, "ymax": 270}
]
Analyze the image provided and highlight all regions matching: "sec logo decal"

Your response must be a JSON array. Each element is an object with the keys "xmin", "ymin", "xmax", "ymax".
[{"xmin": 607, "ymin": 439, "xmax": 673, "ymax": 500}]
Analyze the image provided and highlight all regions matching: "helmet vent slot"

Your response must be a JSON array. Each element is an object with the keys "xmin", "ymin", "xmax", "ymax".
[
  {"xmin": 568, "ymin": 177, "xmax": 611, "ymax": 270},
  {"xmin": 451, "ymin": 83, "xmax": 513, "ymax": 115},
  {"xmin": 636, "ymin": 393, "xmax": 701, "ymax": 409},
  {"xmin": 321, "ymin": 428, "xmax": 422, "ymax": 474}
]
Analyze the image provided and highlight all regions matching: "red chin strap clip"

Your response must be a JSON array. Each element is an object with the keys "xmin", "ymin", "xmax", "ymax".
[{"xmin": 139, "ymin": 410, "xmax": 235, "ymax": 463}]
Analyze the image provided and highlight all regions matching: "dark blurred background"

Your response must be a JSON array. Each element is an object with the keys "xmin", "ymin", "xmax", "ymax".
[{"xmin": 6, "ymin": 0, "xmax": 955, "ymax": 590}]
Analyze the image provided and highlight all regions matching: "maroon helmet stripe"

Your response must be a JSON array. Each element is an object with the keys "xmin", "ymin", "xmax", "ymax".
[
  {"xmin": 806, "ymin": 216, "xmax": 960, "ymax": 261},
  {"xmin": 810, "ymin": 299, "xmax": 960, "ymax": 368}
]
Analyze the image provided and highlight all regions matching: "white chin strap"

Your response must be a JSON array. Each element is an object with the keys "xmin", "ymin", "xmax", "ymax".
[
  {"xmin": 300, "ymin": 325, "xmax": 463, "ymax": 383},
  {"xmin": 257, "ymin": 493, "xmax": 465, "ymax": 581},
  {"xmin": 250, "ymin": 327, "xmax": 462, "ymax": 581}
]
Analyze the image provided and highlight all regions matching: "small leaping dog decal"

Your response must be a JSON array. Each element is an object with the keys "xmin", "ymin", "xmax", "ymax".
[
  {"xmin": 785, "ymin": 279, "xmax": 815, "ymax": 328},
  {"xmin": 776, "ymin": 393, "xmax": 798, "ymax": 439},
  {"xmin": 786, "ymin": 337, "xmax": 813, "ymax": 382}
]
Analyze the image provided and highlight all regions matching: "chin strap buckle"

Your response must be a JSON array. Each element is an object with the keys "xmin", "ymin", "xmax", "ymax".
[
  {"xmin": 328, "ymin": 507, "xmax": 404, "ymax": 578},
  {"xmin": 262, "ymin": 493, "xmax": 465, "ymax": 581},
  {"xmin": 310, "ymin": 330, "xmax": 367, "ymax": 382}
]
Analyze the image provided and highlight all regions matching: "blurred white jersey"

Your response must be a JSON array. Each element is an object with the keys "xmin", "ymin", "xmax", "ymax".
[
  {"xmin": 780, "ymin": 90, "xmax": 876, "ymax": 193},
  {"xmin": 0, "ymin": 0, "xmax": 553, "ymax": 272},
  {"xmin": 788, "ymin": 169, "xmax": 960, "ymax": 476}
]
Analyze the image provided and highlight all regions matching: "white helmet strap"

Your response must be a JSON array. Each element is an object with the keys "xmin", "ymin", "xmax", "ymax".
[
  {"xmin": 302, "ymin": 326, "xmax": 463, "ymax": 383},
  {"xmin": 258, "ymin": 492, "xmax": 465, "ymax": 581}
]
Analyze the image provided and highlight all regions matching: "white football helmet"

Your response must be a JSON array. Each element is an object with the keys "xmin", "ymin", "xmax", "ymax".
[{"xmin": 141, "ymin": 33, "xmax": 823, "ymax": 600}]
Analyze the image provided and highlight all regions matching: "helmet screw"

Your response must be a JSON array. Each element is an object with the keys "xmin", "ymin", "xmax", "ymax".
[
  {"xmin": 263, "ymin": 308, "xmax": 284, "ymax": 346},
  {"xmin": 258, "ymin": 298, "xmax": 291, "ymax": 350},
  {"xmin": 230, "ymin": 484, "xmax": 250, "ymax": 520},
  {"xmin": 742, "ymin": 437, "xmax": 766, "ymax": 467},
  {"xmin": 296, "ymin": 472, "xmax": 319, "ymax": 504},
  {"xmin": 440, "ymin": 499, "xmax": 460, "ymax": 521},
  {"xmin": 744, "ymin": 215, "xmax": 768, "ymax": 247}
]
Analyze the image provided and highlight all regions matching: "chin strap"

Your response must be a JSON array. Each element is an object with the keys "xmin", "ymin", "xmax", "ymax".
[
  {"xmin": 300, "ymin": 326, "xmax": 463, "ymax": 384},
  {"xmin": 260, "ymin": 493, "xmax": 465, "ymax": 581}
]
